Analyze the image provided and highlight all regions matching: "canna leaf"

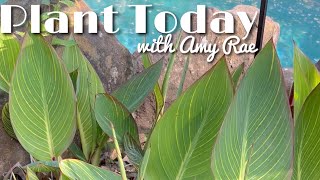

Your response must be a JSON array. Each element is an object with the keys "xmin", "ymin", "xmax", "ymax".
[
  {"xmin": 10, "ymin": 33, "xmax": 76, "ymax": 161},
  {"xmin": 176, "ymin": 55, "xmax": 190, "ymax": 98},
  {"xmin": 68, "ymin": 142, "xmax": 87, "ymax": 162},
  {"xmin": 138, "ymin": 147, "xmax": 151, "ymax": 180},
  {"xmin": 60, "ymin": 174, "xmax": 71, "ymax": 180},
  {"xmin": 25, "ymin": 161, "xmax": 59, "ymax": 173},
  {"xmin": 212, "ymin": 42, "xmax": 292, "ymax": 179},
  {"xmin": 294, "ymin": 44, "xmax": 320, "ymax": 118},
  {"xmin": 141, "ymin": 53, "xmax": 164, "ymax": 116},
  {"xmin": 124, "ymin": 133, "xmax": 144, "ymax": 167},
  {"xmin": 62, "ymin": 36, "xmax": 105, "ymax": 160},
  {"xmin": 69, "ymin": 70, "xmax": 79, "ymax": 92},
  {"xmin": 162, "ymin": 32, "xmax": 182, "ymax": 104},
  {"xmin": 146, "ymin": 58, "xmax": 233, "ymax": 179},
  {"xmin": 60, "ymin": 159, "xmax": 121, "ymax": 180},
  {"xmin": 26, "ymin": 167, "xmax": 39, "ymax": 180},
  {"xmin": 2, "ymin": 103, "xmax": 16, "ymax": 139},
  {"xmin": 59, "ymin": 0, "xmax": 75, "ymax": 7},
  {"xmin": 95, "ymin": 93, "xmax": 139, "ymax": 145},
  {"xmin": 232, "ymin": 63, "xmax": 244, "ymax": 87},
  {"xmin": 52, "ymin": 37, "xmax": 77, "ymax": 47},
  {"xmin": 293, "ymin": 83, "xmax": 320, "ymax": 179},
  {"xmin": 112, "ymin": 60, "xmax": 163, "ymax": 113},
  {"xmin": 0, "ymin": 33, "xmax": 20, "ymax": 92}
]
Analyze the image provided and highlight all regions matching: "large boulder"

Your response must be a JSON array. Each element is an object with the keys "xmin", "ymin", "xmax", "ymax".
[{"xmin": 60, "ymin": 0, "xmax": 135, "ymax": 92}]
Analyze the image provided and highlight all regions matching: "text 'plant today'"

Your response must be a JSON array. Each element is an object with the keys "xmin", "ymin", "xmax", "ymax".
[{"xmin": 0, "ymin": 5, "xmax": 257, "ymax": 39}]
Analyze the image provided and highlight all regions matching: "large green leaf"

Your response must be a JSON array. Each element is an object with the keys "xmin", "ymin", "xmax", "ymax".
[
  {"xmin": 60, "ymin": 159, "xmax": 121, "ymax": 180},
  {"xmin": 294, "ymin": 45, "xmax": 320, "ymax": 118},
  {"xmin": 2, "ymin": 103, "xmax": 16, "ymax": 139},
  {"xmin": 145, "ymin": 58, "xmax": 233, "ymax": 179},
  {"xmin": 112, "ymin": 60, "xmax": 163, "ymax": 112},
  {"xmin": 293, "ymin": 83, "xmax": 320, "ymax": 179},
  {"xmin": 9, "ymin": 33, "xmax": 76, "ymax": 161},
  {"xmin": 62, "ymin": 37, "xmax": 105, "ymax": 160},
  {"xmin": 212, "ymin": 42, "xmax": 292, "ymax": 179},
  {"xmin": 0, "ymin": 33, "xmax": 20, "ymax": 92},
  {"xmin": 95, "ymin": 93, "xmax": 139, "ymax": 144},
  {"xmin": 138, "ymin": 147, "xmax": 151, "ymax": 180}
]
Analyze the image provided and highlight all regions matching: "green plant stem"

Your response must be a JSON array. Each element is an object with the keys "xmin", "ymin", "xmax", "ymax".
[
  {"xmin": 91, "ymin": 134, "xmax": 108, "ymax": 166},
  {"xmin": 111, "ymin": 123, "xmax": 127, "ymax": 180},
  {"xmin": 91, "ymin": 147, "xmax": 102, "ymax": 166},
  {"xmin": 141, "ymin": 53, "xmax": 164, "ymax": 120},
  {"xmin": 161, "ymin": 31, "xmax": 182, "ymax": 114},
  {"xmin": 176, "ymin": 55, "xmax": 190, "ymax": 98}
]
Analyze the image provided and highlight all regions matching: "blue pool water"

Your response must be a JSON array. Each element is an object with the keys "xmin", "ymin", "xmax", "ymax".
[
  {"xmin": 85, "ymin": 0, "xmax": 320, "ymax": 67},
  {"xmin": 0, "ymin": 0, "xmax": 319, "ymax": 67}
]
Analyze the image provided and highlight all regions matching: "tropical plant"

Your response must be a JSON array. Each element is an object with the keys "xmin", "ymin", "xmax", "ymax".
[
  {"xmin": 1, "ymin": 6, "xmax": 320, "ymax": 179},
  {"xmin": 0, "ymin": 29, "xmax": 162, "ymax": 178}
]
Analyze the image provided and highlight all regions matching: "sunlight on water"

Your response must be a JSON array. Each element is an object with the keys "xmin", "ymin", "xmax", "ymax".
[
  {"xmin": 86, "ymin": 0, "xmax": 320, "ymax": 67},
  {"xmin": 0, "ymin": 0, "xmax": 319, "ymax": 67}
]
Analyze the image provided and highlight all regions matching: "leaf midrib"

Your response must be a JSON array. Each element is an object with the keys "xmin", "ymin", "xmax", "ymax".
[
  {"xmin": 175, "ymin": 74, "xmax": 215, "ymax": 179},
  {"xmin": 238, "ymin": 91, "xmax": 252, "ymax": 180},
  {"xmin": 175, "ymin": 110, "xmax": 209, "ymax": 180},
  {"xmin": 39, "ymin": 50, "xmax": 54, "ymax": 159}
]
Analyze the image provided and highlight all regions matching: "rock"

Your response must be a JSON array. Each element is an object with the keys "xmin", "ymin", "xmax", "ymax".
[
  {"xmin": 283, "ymin": 68, "xmax": 293, "ymax": 94},
  {"xmin": 61, "ymin": 0, "xmax": 135, "ymax": 92},
  {"xmin": 4, "ymin": 0, "xmax": 52, "ymax": 29},
  {"xmin": 5, "ymin": 0, "xmax": 135, "ymax": 92},
  {"xmin": 0, "ymin": 91, "xmax": 29, "ymax": 176},
  {"xmin": 132, "ymin": 95, "xmax": 156, "ymax": 134},
  {"xmin": 134, "ymin": 5, "xmax": 281, "ymax": 107},
  {"xmin": 315, "ymin": 60, "xmax": 320, "ymax": 71}
]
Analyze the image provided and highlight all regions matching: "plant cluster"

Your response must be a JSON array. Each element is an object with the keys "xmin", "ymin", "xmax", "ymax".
[{"xmin": 1, "ymin": 2, "xmax": 320, "ymax": 180}]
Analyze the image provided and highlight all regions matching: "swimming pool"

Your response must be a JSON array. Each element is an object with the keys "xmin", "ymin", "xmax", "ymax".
[{"xmin": 85, "ymin": 0, "xmax": 320, "ymax": 67}]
